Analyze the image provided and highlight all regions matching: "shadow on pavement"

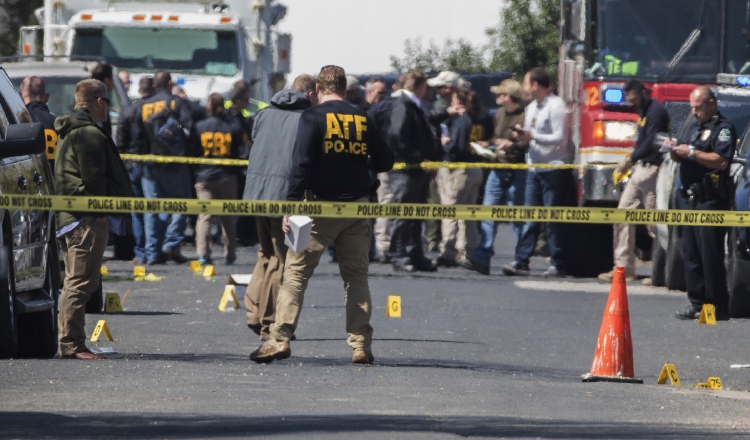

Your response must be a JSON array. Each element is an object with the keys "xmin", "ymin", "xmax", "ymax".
[
  {"xmin": 296, "ymin": 338, "xmax": 483, "ymax": 344},
  {"xmin": 0, "ymin": 412, "xmax": 740, "ymax": 439}
]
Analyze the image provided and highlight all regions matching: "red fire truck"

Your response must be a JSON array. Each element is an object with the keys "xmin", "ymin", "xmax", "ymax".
[{"xmin": 559, "ymin": 0, "xmax": 750, "ymax": 277}]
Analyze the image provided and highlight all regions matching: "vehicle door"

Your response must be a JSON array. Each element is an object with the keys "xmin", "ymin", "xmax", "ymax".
[{"xmin": 0, "ymin": 71, "xmax": 45, "ymax": 291}]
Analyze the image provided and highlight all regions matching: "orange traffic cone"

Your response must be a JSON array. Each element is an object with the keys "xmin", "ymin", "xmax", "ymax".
[{"xmin": 581, "ymin": 266, "xmax": 642, "ymax": 383}]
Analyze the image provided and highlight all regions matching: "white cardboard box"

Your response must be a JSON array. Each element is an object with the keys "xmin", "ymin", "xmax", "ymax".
[{"xmin": 284, "ymin": 215, "xmax": 312, "ymax": 252}]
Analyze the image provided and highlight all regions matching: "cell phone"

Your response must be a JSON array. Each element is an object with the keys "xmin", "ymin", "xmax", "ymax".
[{"xmin": 510, "ymin": 126, "xmax": 524, "ymax": 133}]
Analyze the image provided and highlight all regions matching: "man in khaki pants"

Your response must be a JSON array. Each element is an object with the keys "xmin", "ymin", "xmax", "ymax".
[
  {"xmin": 243, "ymin": 74, "xmax": 318, "ymax": 340},
  {"xmin": 54, "ymin": 79, "xmax": 133, "ymax": 359},
  {"xmin": 250, "ymin": 65, "xmax": 394, "ymax": 365},
  {"xmin": 598, "ymin": 80, "xmax": 670, "ymax": 283}
]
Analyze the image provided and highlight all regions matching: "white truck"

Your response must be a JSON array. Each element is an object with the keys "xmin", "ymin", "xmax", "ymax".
[{"xmin": 20, "ymin": 0, "xmax": 292, "ymax": 104}]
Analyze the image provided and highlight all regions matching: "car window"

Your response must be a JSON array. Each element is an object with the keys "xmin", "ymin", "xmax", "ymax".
[{"xmin": 0, "ymin": 70, "xmax": 31, "ymax": 125}]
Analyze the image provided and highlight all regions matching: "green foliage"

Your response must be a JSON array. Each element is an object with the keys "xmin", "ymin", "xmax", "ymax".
[
  {"xmin": 390, "ymin": 0, "xmax": 560, "ymax": 79},
  {"xmin": 487, "ymin": 0, "xmax": 560, "ymax": 79},
  {"xmin": 0, "ymin": 0, "xmax": 44, "ymax": 56},
  {"xmin": 390, "ymin": 38, "xmax": 489, "ymax": 74}
]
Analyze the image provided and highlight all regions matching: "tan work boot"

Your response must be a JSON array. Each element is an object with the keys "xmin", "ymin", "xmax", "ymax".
[
  {"xmin": 352, "ymin": 348, "xmax": 374, "ymax": 365},
  {"xmin": 249, "ymin": 340, "xmax": 291, "ymax": 364},
  {"xmin": 597, "ymin": 268, "xmax": 637, "ymax": 282}
]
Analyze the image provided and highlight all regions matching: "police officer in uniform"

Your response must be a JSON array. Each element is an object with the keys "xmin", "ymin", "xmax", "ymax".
[
  {"xmin": 670, "ymin": 86, "xmax": 735, "ymax": 321},
  {"xmin": 249, "ymin": 65, "xmax": 394, "ymax": 365},
  {"xmin": 20, "ymin": 76, "xmax": 57, "ymax": 169}
]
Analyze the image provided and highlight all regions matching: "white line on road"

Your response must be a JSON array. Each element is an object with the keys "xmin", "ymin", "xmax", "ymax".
[{"xmin": 514, "ymin": 280, "xmax": 684, "ymax": 296}]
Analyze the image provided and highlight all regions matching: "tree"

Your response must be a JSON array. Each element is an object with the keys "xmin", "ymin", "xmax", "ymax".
[
  {"xmin": 487, "ymin": 0, "xmax": 560, "ymax": 79},
  {"xmin": 0, "ymin": 0, "xmax": 44, "ymax": 56},
  {"xmin": 390, "ymin": 37, "xmax": 489, "ymax": 74},
  {"xmin": 389, "ymin": 0, "xmax": 560, "ymax": 79}
]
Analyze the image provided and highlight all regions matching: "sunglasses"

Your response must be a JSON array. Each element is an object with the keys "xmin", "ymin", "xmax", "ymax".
[{"xmin": 90, "ymin": 96, "xmax": 110, "ymax": 105}]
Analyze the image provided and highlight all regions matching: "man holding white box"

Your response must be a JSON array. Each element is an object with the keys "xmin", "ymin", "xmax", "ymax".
[{"xmin": 250, "ymin": 65, "xmax": 394, "ymax": 365}]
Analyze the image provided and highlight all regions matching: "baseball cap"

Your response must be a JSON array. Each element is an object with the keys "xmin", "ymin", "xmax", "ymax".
[
  {"xmin": 427, "ymin": 71, "xmax": 462, "ymax": 88},
  {"xmin": 346, "ymin": 75, "xmax": 364, "ymax": 91},
  {"xmin": 490, "ymin": 79, "xmax": 523, "ymax": 99}
]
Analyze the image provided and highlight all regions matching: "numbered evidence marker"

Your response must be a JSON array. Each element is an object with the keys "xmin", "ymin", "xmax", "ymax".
[
  {"xmin": 696, "ymin": 377, "xmax": 723, "ymax": 389},
  {"xmin": 134, "ymin": 266, "xmax": 146, "ymax": 277},
  {"xmin": 100, "ymin": 266, "xmax": 109, "ymax": 276},
  {"xmin": 104, "ymin": 292, "xmax": 123, "ymax": 313},
  {"xmin": 203, "ymin": 265, "xmax": 216, "ymax": 277},
  {"xmin": 121, "ymin": 289, "xmax": 139, "ymax": 310},
  {"xmin": 218, "ymin": 285, "xmax": 240, "ymax": 312},
  {"xmin": 386, "ymin": 295, "xmax": 401, "ymax": 318},
  {"xmin": 698, "ymin": 304, "xmax": 717, "ymax": 325},
  {"xmin": 656, "ymin": 363, "xmax": 681, "ymax": 386},
  {"xmin": 90, "ymin": 320, "xmax": 114, "ymax": 342},
  {"xmin": 190, "ymin": 260, "xmax": 203, "ymax": 273}
]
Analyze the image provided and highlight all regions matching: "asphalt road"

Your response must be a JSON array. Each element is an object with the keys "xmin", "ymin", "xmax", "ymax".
[{"xmin": 2, "ymin": 225, "xmax": 750, "ymax": 439}]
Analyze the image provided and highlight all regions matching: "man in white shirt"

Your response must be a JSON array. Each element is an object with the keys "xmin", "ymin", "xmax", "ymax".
[{"xmin": 503, "ymin": 67, "xmax": 571, "ymax": 278}]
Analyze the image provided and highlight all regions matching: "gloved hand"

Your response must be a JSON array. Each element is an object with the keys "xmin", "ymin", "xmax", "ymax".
[{"xmin": 616, "ymin": 155, "xmax": 633, "ymax": 175}]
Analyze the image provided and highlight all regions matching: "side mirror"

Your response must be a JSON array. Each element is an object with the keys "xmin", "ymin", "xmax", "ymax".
[
  {"xmin": 0, "ymin": 123, "xmax": 45, "ymax": 159},
  {"xmin": 562, "ymin": 0, "xmax": 584, "ymax": 41}
]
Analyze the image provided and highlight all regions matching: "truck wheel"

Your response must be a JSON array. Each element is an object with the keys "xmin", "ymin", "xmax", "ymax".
[
  {"xmin": 728, "ymin": 229, "xmax": 750, "ymax": 318},
  {"xmin": 563, "ymin": 222, "xmax": 614, "ymax": 278},
  {"xmin": 85, "ymin": 278, "xmax": 103, "ymax": 314},
  {"xmin": 665, "ymin": 225, "xmax": 686, "ymax": 291},
  {"xmin": 17, "ymin": 242, "xmax": 60, "ymax": 358},
  {"xmin": 0, "ymin": 240, "xmax": 18, "ymax": 359}
]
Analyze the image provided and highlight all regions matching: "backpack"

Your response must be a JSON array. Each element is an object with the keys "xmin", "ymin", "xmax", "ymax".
[{"xmin": 145, "ymin": 98, "xmax": 187, "ymax": 156}]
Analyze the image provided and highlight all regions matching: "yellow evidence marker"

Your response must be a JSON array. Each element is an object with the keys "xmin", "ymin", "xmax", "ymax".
[
  {"xmin": 656, "ymin": 363, "xmax": 681, "ymax": 386},
  {"xmin": 134, "ymin": 266, "xmax": 146, "ymax": 277},
  {"xmin": 218, "ymin": 286, "xmax": 240, "ymax": 312},
  {"xmin": 203, "ymin": 265, "xmax": 216, "ymax": 277},
  {"xmin": 100, "ymin": 266, "xmax": 109, "ymax": 276},
  {"xmin": 706, "ymin": 377, "xmax": 723, "ymax": 390},
  {"xmin": 121, "ymin": 289, "xmax": 139, "ymax": 310},
  {"xmin": 387, "ymin": 295, "xmax": 401, "ymax": 318},
  {"xmin": 104, "ymin": 293, "xmax": 123, "ymax": 313},
  {"xmin": 190, "ymin": 260, "xmax": 203, "ymax": 273},
  {"xmin": 698, "ymin": 304, "xmax": 717, "ymax": 325},
  {"xmin": 91, "ymin": 320, "xmax": 114, "ymax": 342}
]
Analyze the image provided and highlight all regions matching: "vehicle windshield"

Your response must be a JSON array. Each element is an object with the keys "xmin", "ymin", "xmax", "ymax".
[
  {"xmin": 591, "ymin": 0, "xmax": 750, "ymax": 82},
  {"xmin": 71, "ymin": 28, "xmax": 239, "ymax": 76},
  {"xmin": 9, "ymin": 76, "xmax": 125, "ymax": 123}
]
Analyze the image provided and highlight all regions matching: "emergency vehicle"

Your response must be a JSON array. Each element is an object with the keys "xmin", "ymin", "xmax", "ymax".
[
  {"xmin": 19, "ymin": 0, "xmax": 292, "ymax": 104},
  {"xmin": 559, "ymin": 0, "xmax": 750, "ymax": 277}
]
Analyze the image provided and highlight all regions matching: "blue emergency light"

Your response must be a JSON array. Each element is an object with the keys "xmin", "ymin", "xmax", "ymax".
[
  {"xmin": 603, "ymin": 88, "xmax": 625, "ymax": 104},
  {"xmin": 736, "ymin": 76, "xmax": 750, "ymax": 87}
]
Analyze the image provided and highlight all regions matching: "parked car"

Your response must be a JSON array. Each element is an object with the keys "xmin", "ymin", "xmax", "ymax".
[
  {"xmin": 0, "ymin": 66, "xmax": 59, "ymax": 359},
  {"xmin": 3, "ymin": 58, "xmax": 132, "ymax": 140}
]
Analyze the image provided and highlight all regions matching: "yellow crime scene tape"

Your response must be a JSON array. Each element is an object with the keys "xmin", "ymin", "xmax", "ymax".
[
  {"xmin": 11, "ymin": 194, "xmax": 747, "ymax": 227},
  {"xmin": 119, "ymin": 154, "xmax": 591, "ymax": 170}
]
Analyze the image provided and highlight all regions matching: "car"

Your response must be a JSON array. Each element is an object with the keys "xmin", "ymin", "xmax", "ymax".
[
  {"xmin": 652, "ymin": 74, "xmax": 750, "ymax": 300},
  {"xmin": 2, "ymin": 58, "xmax": 132, "ymax": 140},
  {"xmin": 0, "ymin": 66, "xmax": 60, "ymax": 359}
]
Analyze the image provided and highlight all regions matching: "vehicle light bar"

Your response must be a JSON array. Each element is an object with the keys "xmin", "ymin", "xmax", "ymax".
[
  {"xmin": 716, "ymin": 73, "xmax": 750, "ymax": 87},
  {"xmin": 220, "ymin": 16, "xmax": 232, "ymax": 23},
  {"xmin": 600, "ymin": 83, "xmax": 626, "ymax": 105},
  {"xmin": 151, "ymin": 15, "xmax": 163, "ymax": 21},
  {"xmin": 81, "ymin": 14, "xmax": 93, "ymax": 21},
  {"xmin": 168, "ymin": 15, "xmax": 179, "ymax": 22},
  {"xmin": 133, "ymin": 14, "xmax": 146, "ymax": 21}
]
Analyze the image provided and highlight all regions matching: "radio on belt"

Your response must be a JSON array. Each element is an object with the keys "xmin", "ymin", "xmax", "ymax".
[{"xmin": 285, "ymin": 215, "xmax": 312, "ymax": 252}]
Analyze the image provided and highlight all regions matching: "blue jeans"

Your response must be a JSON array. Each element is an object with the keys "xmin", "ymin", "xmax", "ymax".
[
  {"xmin": 130, "ymin": 166, "xmax": 146, "ymax": 261},
  {"xmin": 142, "ymin": 165, "xmax": 192, "ymax": 262},
  {"xmin": 515, "ymin": 169, "xmax": 570, "ymax": 269},
  {"xmin": 475, "ymin": 169, "xmax": 527, "ymax": 265}
]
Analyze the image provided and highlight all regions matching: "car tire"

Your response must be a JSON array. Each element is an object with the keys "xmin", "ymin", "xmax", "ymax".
[
  {"xmin": 0, "ymin": 239, "xmax": 18, "ymax": 359},
  {"xmin": 665, "ymin": 225, "xmax": 686, "ymax": 291},
  {"xmin": 728, "ymin": 228, "xmax": 750, "ymax": 318},
  {"xmin": 563, "ymin": 222, "xmax": 614, "ymax": 278},
  {"xmin": 17, "ymin": 241, "xmax": 60, "ymax": 358},
  {"xmin": 85, "ymin": 278, "xmax": 103, "ymax": 314}
]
